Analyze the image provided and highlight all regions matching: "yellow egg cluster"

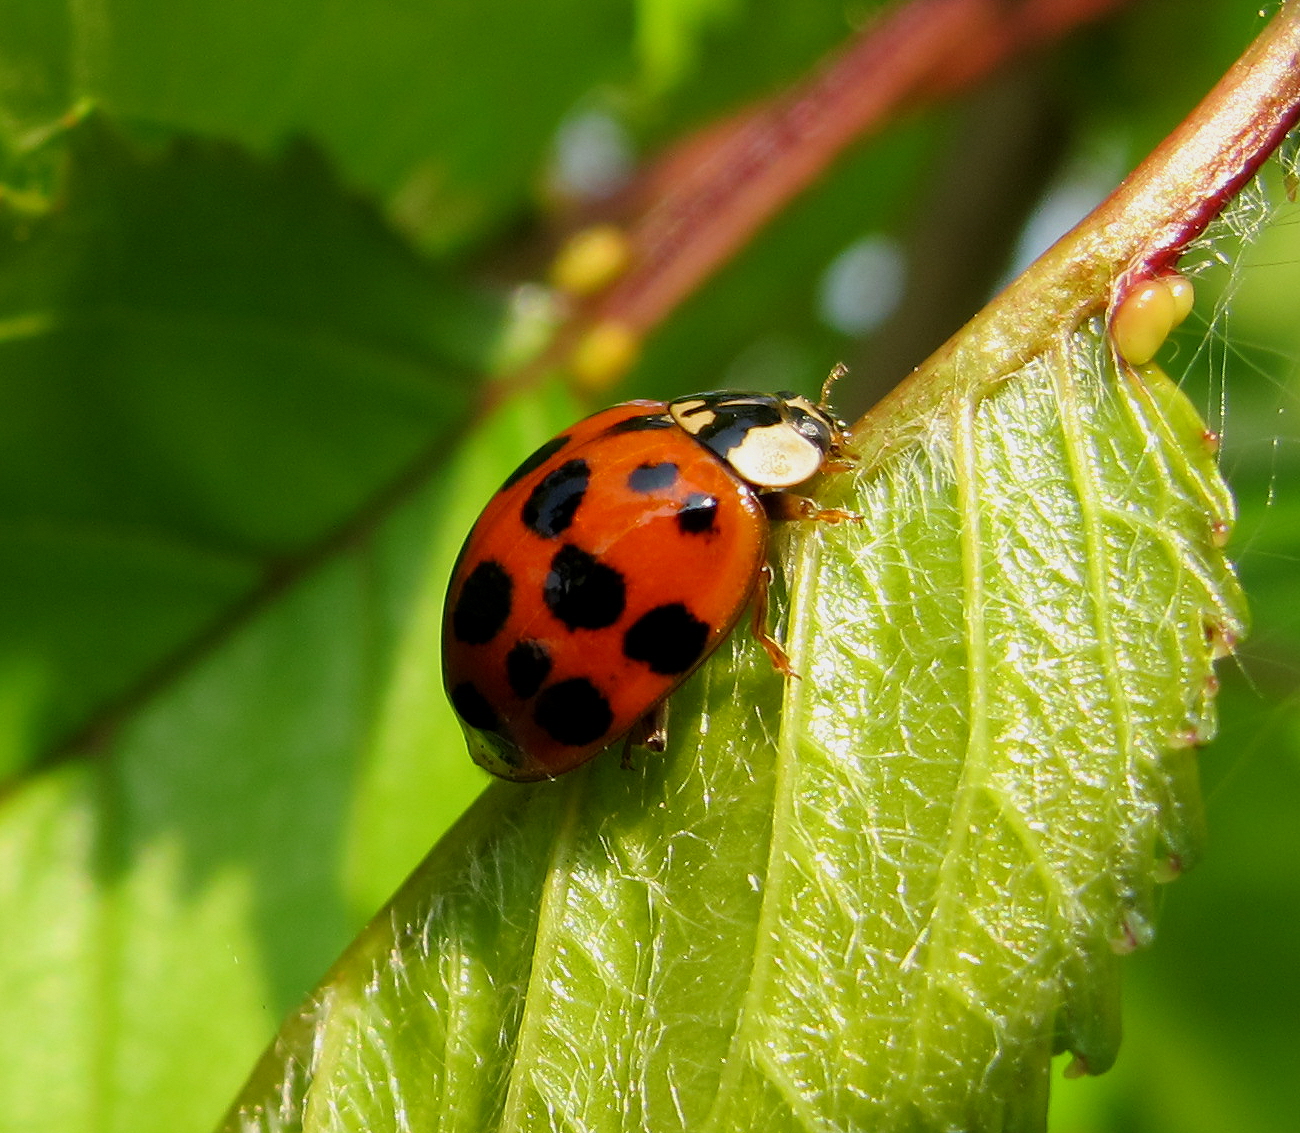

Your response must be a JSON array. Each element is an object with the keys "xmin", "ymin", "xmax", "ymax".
[{"xmin": 1110, "ymin": 273, "xmax": 1195, "ymax": 366}]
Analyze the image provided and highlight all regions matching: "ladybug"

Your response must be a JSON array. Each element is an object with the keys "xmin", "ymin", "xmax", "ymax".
[{"xmin": 442, "ymin": 384, "xmax": 855, "ymax": 781}]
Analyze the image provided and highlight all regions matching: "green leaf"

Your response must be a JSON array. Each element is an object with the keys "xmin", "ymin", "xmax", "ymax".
[
  {"xmin": 0, "ymin": 377, "xmax": 585, "ymax": 1133},
  {"xmin": 635, "ymin": 0, "xmax": 744, "ymax": 92},
  {"xmin": 0, "ymin": 117, "xmax": 494, "ymax": 770},
  {"xmin": 0, "ymin": 1, "xmax": 636, "ymax": 248},
  {"xmin": 0, "ymin": 115, "xmax": 543, "ymax": 1133},
  {"xmin": 1045, "ymin": 146, "xmax": 1300, "ymax": 1130},
  {"xmin": 220, "ymin": 314, "xmax": 1243, "ymax": 1130}
]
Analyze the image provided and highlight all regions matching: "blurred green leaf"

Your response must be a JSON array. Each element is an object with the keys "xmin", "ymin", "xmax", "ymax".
[
  {"xmin": 0, "ymin": 372, "xmax": 587, "ymax": 1133},
  {"xmin": 635, "ymin": 0, "xmax": 742, "ymax": 92},
  {"xmin": 0, "ymin": 0, "xmax": 637, "ymax": 247},
  {"xmin": 0, "ymin": 117, "xmax": 496, "ymax": 769}
]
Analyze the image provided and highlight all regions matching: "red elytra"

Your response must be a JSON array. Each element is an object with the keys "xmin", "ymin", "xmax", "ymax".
[{"xmin": 442, "ymin": 389, "xmax": 851, "ymax": 781}]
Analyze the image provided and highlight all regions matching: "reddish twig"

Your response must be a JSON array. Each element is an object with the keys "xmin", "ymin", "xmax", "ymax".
[
  {"xmin": 854, "ymin": 0, "xmax": 1300, "ymax": 460},
  {"xmin": 531, "ymin": 0, "xmax": 1133, "ymax": 388},
  {"xmin": 1112, "ymin": 5, "xmax": 1300, "ymax": 291}
]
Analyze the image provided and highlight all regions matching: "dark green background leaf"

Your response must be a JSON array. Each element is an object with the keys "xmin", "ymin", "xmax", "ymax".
[
  {"xmin": 0, "ymin": 119, "xmax": 494, "ymax": 766},
  {"xmin": 0, "ymin": 0, "xmax": 636, "ymax": 247}
]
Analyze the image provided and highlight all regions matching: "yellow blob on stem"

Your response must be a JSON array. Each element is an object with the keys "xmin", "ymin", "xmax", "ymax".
[
  {"xmin": 550, "ymin": 224, "xmax": 633, "ymax": 297},
  {"xmin": 1164, "ymin": 274, "xmax": 1195, "ymax": 326},
  {"xmin": 1110, "ymin": 273, "xmax": 1194, "ymax": 366},
  {"xmin": 569, "ymin": 320, "xmax": 641, "ymax": 393}
]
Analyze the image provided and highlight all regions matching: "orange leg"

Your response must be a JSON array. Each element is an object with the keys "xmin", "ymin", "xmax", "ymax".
[
  {"xmin": 820, "ymin": 457, "xmax": 859, "ymax": 476},
  {"xmin": 762, "ymin": 492, "xmax": 863, "ymax": 525},
  {"xmin": 621, "ymin": 699, "xmax": 669, "ymax": 769},
  {"xmin": 751, "ymin": 563, "xmax": 799, "ymax": 679},
  {"xmin": 752, "ymin": 491, "xmax": 862, "ymax": 677}
]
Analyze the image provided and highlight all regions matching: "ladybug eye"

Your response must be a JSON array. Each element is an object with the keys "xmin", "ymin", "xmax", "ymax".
[{"xmin": 791, "ymin": 409, "xmax": 832, "ymax": 449}]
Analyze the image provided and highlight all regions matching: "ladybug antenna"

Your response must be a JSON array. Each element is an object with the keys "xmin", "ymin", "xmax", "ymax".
[{"xmin": 820, "ymin": 362, "xmax": 849, "ymax": 408}]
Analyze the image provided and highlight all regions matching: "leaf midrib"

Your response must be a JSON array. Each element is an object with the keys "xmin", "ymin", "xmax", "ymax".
[{"xmin": 498, "ymin": 775, "xmax": 588, "ymax": 1133}]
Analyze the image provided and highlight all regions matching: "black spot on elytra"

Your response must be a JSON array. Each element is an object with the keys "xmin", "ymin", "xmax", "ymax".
[
  {"xmin": 499, "ymin": 435, "xmax": 570, "ymax": 491},
  {"xmin": 606, "ymin": 413, "xmax": 674, "ymax": 434},
  {"xmin": 522, "ymin": 459, "xmax": 590, "ymax": 538},
  {"xmin": 624, "ymin": 603, "xmax": 711, "ymax": 675},
  {"xmin": 534, "ymin": 678, "xmax": 614, "ymax": 746},
  {"xmin": 506, "ymin": 639, "xmax": 552, "ymax": 699},
  {"xmin": 450, "ymin": 682, "xmax": 499, "ymax": 731},
  {"xmin": 452, "ymin": 560, "xmax": 512, "ymax": 645},
  {"xmin": 626, "ymin": 462, "xmax": 679, "ymax": 493},
  {"xmin": 544, "ymin": 545, "xmax": 626, "ymax": 630},
  {"xmin": 677, "ymin": 492, "xmax": 719, "ymax": 535}
]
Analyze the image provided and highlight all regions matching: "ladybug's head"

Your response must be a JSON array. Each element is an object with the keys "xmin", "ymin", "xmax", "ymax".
[{"xmin": 667, "ymin": 390, "xmax": 847, "ymax": 491}]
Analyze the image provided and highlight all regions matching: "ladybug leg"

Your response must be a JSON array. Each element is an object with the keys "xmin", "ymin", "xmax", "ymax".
[
  {"xmin": 752, "ymin": 489, "xmax": 863, "ymax": 677},
  {"xmin": 751, "ymin": 563, "xmax": 800, "ymax": 679},
  {"xmin": 621, "ymin": 701, "xmax": 669, "ymax": 769},
  {"xmin": 821, "ymin": 456, "xmax": 859, "ymax": 476},
  {"xmin": 636, "ymin": 700, "xmax": 669, "ymax": 753},
  {"xmin": 762, "ymin": 492, "xmax": 862, "ymax": 525}
]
